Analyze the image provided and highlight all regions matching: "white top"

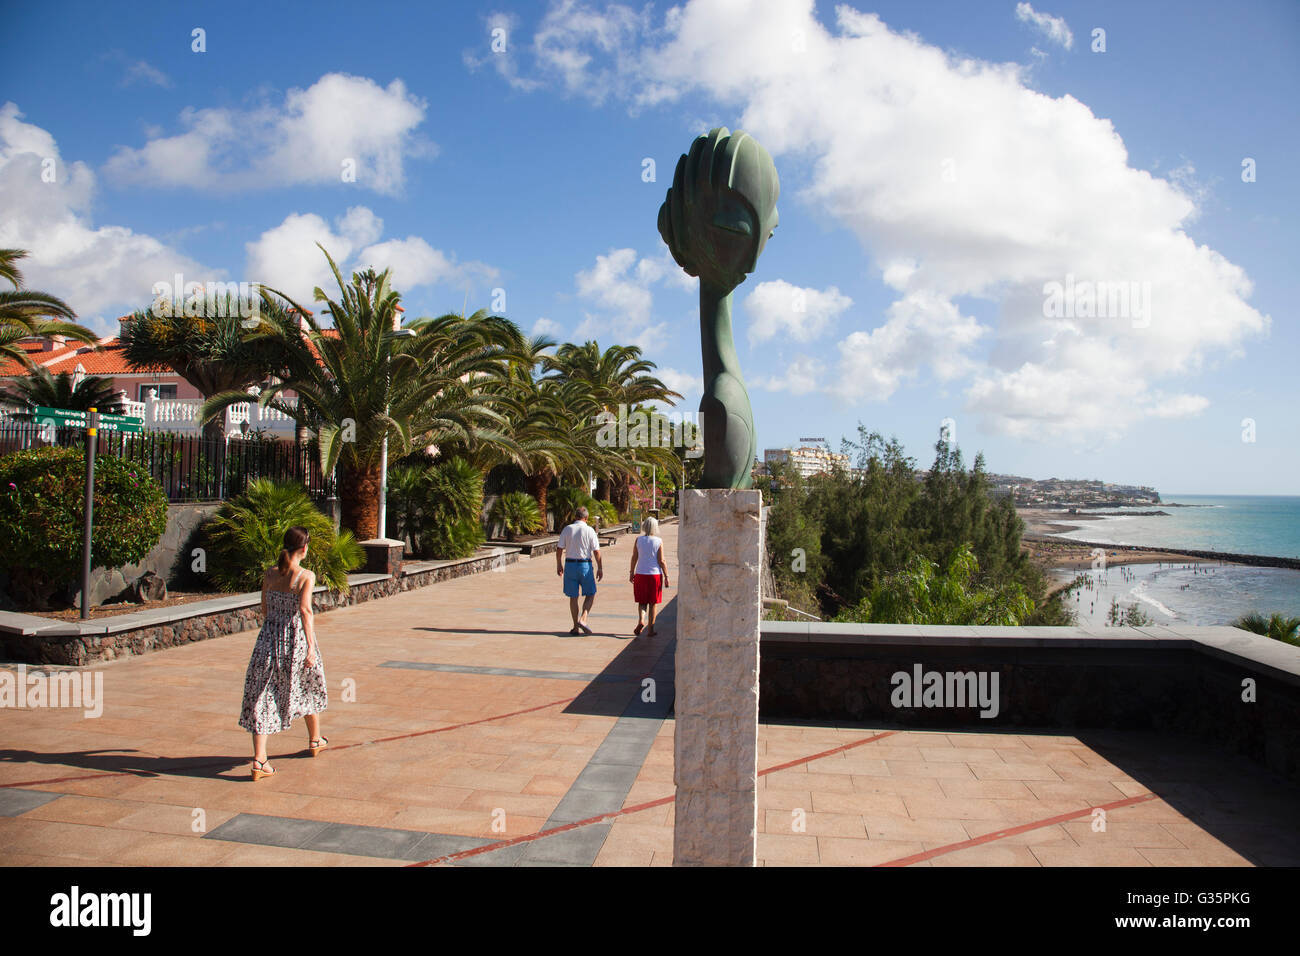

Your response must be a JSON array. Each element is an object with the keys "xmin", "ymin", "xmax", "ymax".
[
  {"xmin": 634, "ymin": 535, "xmax": 663, "ymax": 575},
  {"xmin": 558, "ymin": 520, "xmax": 601, "ymax": 560}
]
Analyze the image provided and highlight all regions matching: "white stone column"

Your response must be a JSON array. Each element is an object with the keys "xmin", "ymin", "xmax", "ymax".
[{"xmin": 673, "ymin": 488, "xmax": 763, "ymax": 866}]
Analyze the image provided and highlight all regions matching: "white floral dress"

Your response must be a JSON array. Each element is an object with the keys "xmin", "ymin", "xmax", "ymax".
[{"xmin": 239, "ymin": 568, "xmax": 328, "ymax": 735}]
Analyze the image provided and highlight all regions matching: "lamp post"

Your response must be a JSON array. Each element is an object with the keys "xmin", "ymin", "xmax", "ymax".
[{"xmin": 378, "ymin": 328, "xmax": 416, "ymax": 540}]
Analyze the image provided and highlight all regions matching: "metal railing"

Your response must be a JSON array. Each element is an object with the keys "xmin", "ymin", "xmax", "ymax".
[{"xmin": 0, "ymin": 421, "xmax": 333, "ymax": 503}]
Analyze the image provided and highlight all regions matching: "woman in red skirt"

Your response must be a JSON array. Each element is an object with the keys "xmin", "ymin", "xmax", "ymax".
[{"xmin": 629, "ymin": 516, "xmax": 669, "ymax": 637}]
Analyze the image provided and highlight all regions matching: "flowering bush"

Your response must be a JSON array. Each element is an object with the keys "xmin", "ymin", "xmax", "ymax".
[{"xmin": 0, "ymin": 447, "xmax": 168, "ymax": 608}]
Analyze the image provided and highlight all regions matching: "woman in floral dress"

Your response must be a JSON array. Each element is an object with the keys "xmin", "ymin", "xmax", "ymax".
[{"xmin": 239, "ymin": 526, "xmax": 329, "ymax": 780}]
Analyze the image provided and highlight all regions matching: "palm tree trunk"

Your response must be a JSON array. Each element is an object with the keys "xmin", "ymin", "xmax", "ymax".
[
  {"xmin": 340, "ymin": 461, "xmax": 383, "ymax": 540},
  {"xmin": 594, "ymin": 476, "xmax": 609, "ymax": 501},
  {"xmin": 611, "ymin": 474, "xmax": 632, "ymax": 516},
  {"xmin": 525, "ymin": 467, "xmax": 552, "ymax": 518}
]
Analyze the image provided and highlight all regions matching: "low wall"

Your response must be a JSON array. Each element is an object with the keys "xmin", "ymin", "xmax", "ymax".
[
  {"xmin": 69, "ymin": 501, "xmax": 221, "ymax": 607},
  {"xmin": 760, "ymin": 623, "xmax": 1300, "ymax": 781},
  {"xmin": 1, "ymin": 547, "xmax": 519, "ymax": 667}
]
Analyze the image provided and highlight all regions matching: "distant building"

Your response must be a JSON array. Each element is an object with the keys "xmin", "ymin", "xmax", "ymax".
[{"xmin": 764, "ymin": 445, "xmax": 848, "ymax": 478}]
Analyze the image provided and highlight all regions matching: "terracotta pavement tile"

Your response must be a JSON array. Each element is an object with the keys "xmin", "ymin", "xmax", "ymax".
[
  {"xmin": 903, "ymin": 794, "xmax": 1016, "ymax": 822},
  {"xmin": 938, "ymin": 778, "xmax": 1036, "ymax": 800},
  {"xmin": 948, "ymin": 733, "xmax": 1032, "ymax": 750},
  {"xmin": 918, "ymin": 745, "xmax": 1004, "ymax": 764},
  {"xmin": 388, "ymin": 805, "xmax": 508, "ymax": 837},
  {"xmin": 458, "ymin": 789, "xmax": 559, "ymax": 817},
  {"xmin": 291, "ymin": 796, "xmax": 401, "ymax": 827},
  {"xmin": 1029, "ymin": 845, "xmax": 1154, "ymax": 866},
  {"xmin": 621, "ymin": 799, "xmax": 673, "ymax": 827},
  {"xmin": 113, "ymin": 833, "xmax": 241, "ymax": 866},
  {"xmin": 1106, "ymin": 799, "xmax": 1192, "ymax": 823},
  {"xmin": 764, "ymin": 809, "xmax": 867, "ymax": 838},
  {"xmin": 593, "ymin": 843, "xmax": 655, "ymax": 866},
  {"xmin": 960, "ymin": 821, "xmax": 1079, "ymax": 847},
  {"xmin": 1159, "ymin": 821, "xmax": 1298, "ymax": 858},
  {"xmin": 0, "ymin": 819, "xmax": 147, "ymax": 860},
  {"xmin": 764, "ymin": 770, "xmax": 857, "ymax": 794},
  {"xmin": 623, "ymin": 779, "xmax": 674, "ymax": 804},
  {"xmin": 1023, "ymin": 780, "xmax": 1132, "ymax": 804},
  {"xmin": 1136, "ymin": 846, "xmax": 1250, "ymax": 867},
  {"xmin": 603, "ymin": 820, "xmax": 674, "ymax": 855},
  {"xmin": 1061, "ymin": 820, "xmax": 1187, "ymax": 849},
  {"xmin": 522, "ymin": 774, "xmax": 574, "ymax": 796},
  {"xmin": 863, "ymin": 815, "xmax": 970, "ymax": 844},
  {"xmin": 850, "ymin": 774, "xmax": 947, "ymax": 798},
  {"xmin": 758, "ymin": 787, "xmax": 811, "ymax": 810},
  {"xmin": 883, "ymin": 759, "xmax": 977, "ymax": 780},
  {"xmin": 816, "ymin": 836, "xmax": 923, "ymax": 866},
  {"xmin": 432, "ymin": 767, "xmax": 535, "ymax": 792},
  {"xmin": 810, "ymin": 789, "xmax": 910, "ymax": 817},
  {"xmin": 993, "ymin": 796, "xmax": 1092, "ymax": 819},
  {"xmin": 969, "ymin": 762, "xmax": 1064, "ymax": 782},
  {"xmin": 22, "ymin": 794, "xmax": 148, "ymax": 827},
  {"xmin": 366, "ymin": 781, "xmax": 475, "ymax": 809},
  {"xmin": 757, "ymin": 831, "xmax": 820, "ymax": 864},
  {"xmin": 927, "ymin": 843, "xmax": 1044, "ymax": 866},
  {"xmin": 809, "ymin": 754, "xmax": 891, "ymax": 776}
]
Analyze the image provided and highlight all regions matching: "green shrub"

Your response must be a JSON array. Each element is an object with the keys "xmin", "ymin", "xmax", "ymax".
[
  {"xmin": 420, "ymin": 457, "xmax": 485, "ymax": 559},
  {"xmin": 0, "ymin": 446, "xmax": 168, "ymax": 608},
  {"xmin": 490, "ymin": 491, "xmax": 544, "ymax": 541},
  {"xmin": 204, "ymin": 479, "xmax": 362, "ymax": 592},
  {"xmin": 550, "ymin": 486, "xmax": 597, "ymax": 528}
]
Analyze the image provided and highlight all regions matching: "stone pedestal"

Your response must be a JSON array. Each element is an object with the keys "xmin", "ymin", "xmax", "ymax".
[
  {"xmin": 360, "ymin": 538, "xmax": 405, "ymax": 577},
  {"xmin": 673, "ymin": 488, "xmax": 763, "ymax": 866}
]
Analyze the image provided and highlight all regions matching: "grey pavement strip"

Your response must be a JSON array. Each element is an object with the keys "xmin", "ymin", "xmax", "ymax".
[
  {"xmin": 464, "ymin": 632, "xmax": 676, "ymax": 867},
  {"xmin": 380, "ymin": 661, "xmax": 637, "ymax": 683},
  {"xmin": 0, "ymin": 788, "xmax": 63, "ymax": 816},
  {"xmin": 204, "ymin": 812, "xmax": 496, "ymax": 861}
]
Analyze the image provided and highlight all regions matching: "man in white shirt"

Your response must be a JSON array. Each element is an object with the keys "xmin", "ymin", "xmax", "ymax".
[{"xmin": 555, "ymin": 506, "xmax": 603, "ymax": 635}]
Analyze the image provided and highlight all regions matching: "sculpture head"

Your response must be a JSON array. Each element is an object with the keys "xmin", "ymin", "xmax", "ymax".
[{"xmin": 658, "ymin": 127, "xmax": 779, "ymax": 293}]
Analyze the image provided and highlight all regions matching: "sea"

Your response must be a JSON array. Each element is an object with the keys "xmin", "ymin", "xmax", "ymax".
[{"xmin": 1047, "ymin": 495, "xmax": 1300, "ymax": 626}]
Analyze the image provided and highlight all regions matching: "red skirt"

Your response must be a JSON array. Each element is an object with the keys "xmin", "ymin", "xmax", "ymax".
[{"xmin": 633, "ymin": 573, "xmax": 663, "ymax": 605}]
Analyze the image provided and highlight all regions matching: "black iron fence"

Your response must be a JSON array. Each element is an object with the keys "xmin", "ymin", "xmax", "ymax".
[{"xmin": 0, "ymin": 421, "xmax": 334, "ymax": 504}]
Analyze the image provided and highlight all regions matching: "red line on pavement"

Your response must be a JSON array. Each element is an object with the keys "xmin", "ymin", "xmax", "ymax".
[
  {"xmin": 875, "ymin": 791, "xmax": 1161, "ymax": 867},
  {"xmin": 407, "ymin": 730, "xmax": 900, "ymax": 866},
  {"xmin": 0, "ymin": 695, "xmax": 578, "ymax": 790}
]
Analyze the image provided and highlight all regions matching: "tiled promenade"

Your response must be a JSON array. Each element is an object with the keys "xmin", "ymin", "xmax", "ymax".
[{"xmin": 2, "ymin": 521, "xmax": 1298, "ymax": 866}]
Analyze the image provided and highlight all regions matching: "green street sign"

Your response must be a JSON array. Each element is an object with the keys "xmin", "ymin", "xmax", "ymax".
[
  {"xmin": 33, "ymin": 405, "xmax": 87, "ymax": 423},
  {"xmin": 31, "ymin": 406, "xmax": 143, "ymax": 432}
]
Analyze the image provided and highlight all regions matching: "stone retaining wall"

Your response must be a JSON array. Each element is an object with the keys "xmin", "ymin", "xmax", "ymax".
[{"xmin": 760, "ymin": 623, "xmax": 1300, "ymax": 781}]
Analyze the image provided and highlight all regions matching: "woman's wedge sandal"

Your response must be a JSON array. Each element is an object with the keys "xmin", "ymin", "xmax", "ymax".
[
  {"xmin": 308, "ymin": 737, "xmax": 329, "ymax": 757},
  {"xmin": 251, "ymin": 759, "xmax": 275, "ymax": 781}
]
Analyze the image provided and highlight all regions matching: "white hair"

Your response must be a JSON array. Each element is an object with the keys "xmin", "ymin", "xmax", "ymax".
[{"xmin": 641, "ymin": 516, "xmax": 658, "ymax": 535}]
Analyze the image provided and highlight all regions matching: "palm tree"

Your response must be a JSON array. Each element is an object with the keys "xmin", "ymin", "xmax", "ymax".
[
  {"xmin": 542, "ymin": 341, "xmax": 683, "ymax": 514},
  {"xmin": 119, "ymin": 294, "xmax": 280, "ymax": 444},
  {"xmin": 203, "ymin": 245, "xmax": 525, "ymax": 541},
  {"xmin": 0, "ymin": 249, "xmax": 99, "ymax": 370},
  {"xmin": 1234, "ymin": 612, "xmax": 1300, "ymax": 647},
  {"xmin": 0, "ymin": 367, "xmax": 124, "ymax": 415}
]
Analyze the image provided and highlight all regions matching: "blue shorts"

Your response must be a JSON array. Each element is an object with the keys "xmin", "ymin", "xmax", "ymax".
[{"xmin": 563, "ymin": 559, "xmax": 597, "ymax": 597}]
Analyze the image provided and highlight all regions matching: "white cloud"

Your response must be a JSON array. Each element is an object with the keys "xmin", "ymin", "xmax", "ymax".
[
  {"xmin": 501, "ymin": 0, "xmax": 1268, "ymax": 442},
  {"xmin": 105, "ymin": 73, "xmax": 433, "ymax": 195},
  {"xmin": 463, "ymin": 12, "xmax": 543, "ymax": 93},
  {"xmin": 122, "ymin": 58, "xmax": 173, "ymax": 89},
  {"xmin": 752, "ymin": 355, "xmax": 824, "ymax": 396},
  {"xmin": 0, "ymin": 103, "xmax": 218, "ymax": 336},
  {"xmin": 532, "ymin": 317, "xmax": 563, "ymax": 336},
  {"xmin": 571, "ymin": 247, "xmax": 694, "ymax": 353},
  {"xmin": 744, "ymin": 280, "xmax": 851, "ymax": 343},
  {"xmin": 1015, "ymin": 3, "xmax": 1073, "ymax": 50},
  {"xmin": 246, "ymin": 206, "xmax": 499, "ymax": 307}
]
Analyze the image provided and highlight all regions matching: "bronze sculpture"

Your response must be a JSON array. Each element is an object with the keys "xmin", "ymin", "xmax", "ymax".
[{"xmin": 658, "ymin": 127, "xmax": 779, "ymax": 490}]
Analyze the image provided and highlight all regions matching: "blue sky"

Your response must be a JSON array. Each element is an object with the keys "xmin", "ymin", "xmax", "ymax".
[{"xmin": 3, "ymin": 0, "xmax": 1297, "ymax": 494}]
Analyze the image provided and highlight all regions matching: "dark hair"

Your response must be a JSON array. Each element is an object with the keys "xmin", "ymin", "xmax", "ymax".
[{"xmin": 277, "ymin": 526, "xmax": 311, "ymax": 576}]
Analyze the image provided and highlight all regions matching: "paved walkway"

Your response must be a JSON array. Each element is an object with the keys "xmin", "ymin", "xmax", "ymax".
[{"xmin": 1, "ymin": 522, "xmax": 1297, "ymax": 866}]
